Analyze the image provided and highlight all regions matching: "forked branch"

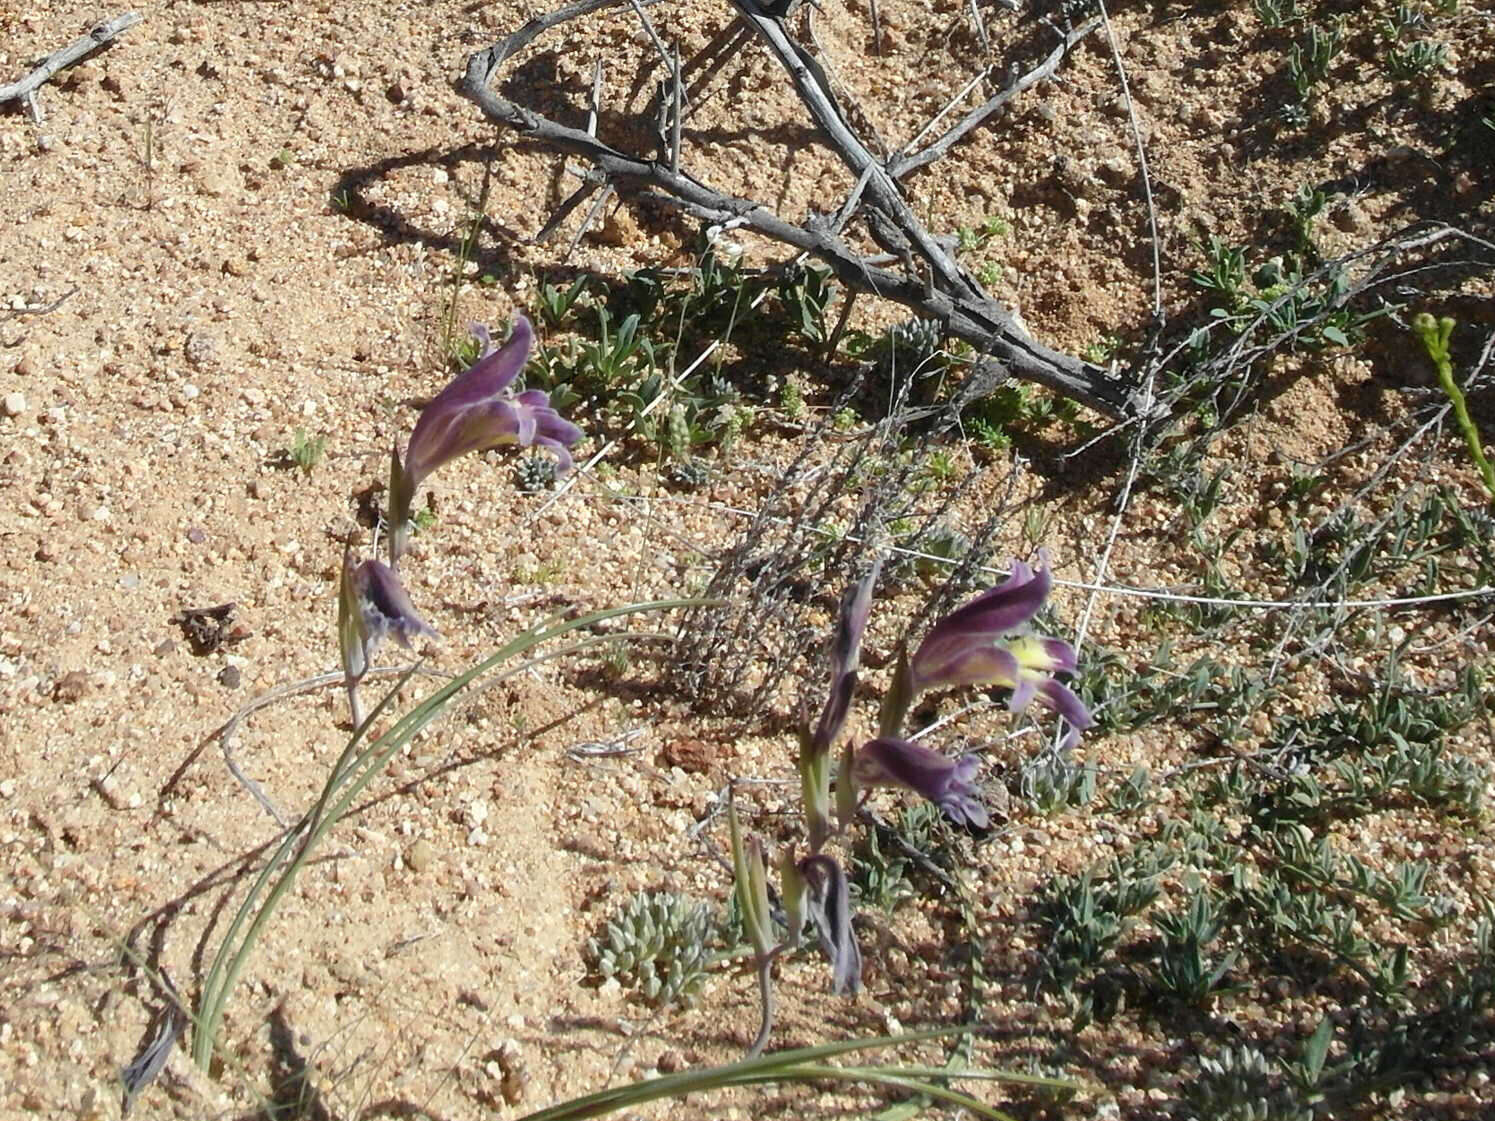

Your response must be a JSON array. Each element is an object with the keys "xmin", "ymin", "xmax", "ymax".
[{"xmin": 459, "ymin": 0, "xmax": 1149, "ymax": 419}]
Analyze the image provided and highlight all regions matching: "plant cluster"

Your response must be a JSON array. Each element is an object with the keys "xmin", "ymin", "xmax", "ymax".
[
  {"xmin": 520, "ymin": 247, "xmax": 846, "ymax": 470},
  {"xmin": 587, "ymin": 890, "xmax": 721, "ymax": 1007},
  {"xmin": 1030, "ymin": 657, "xmax": 1488, "ymax": 1109},
  {"xmin": 727, "ymin": 552, "xmax": 1091, "ymax": 1054}
]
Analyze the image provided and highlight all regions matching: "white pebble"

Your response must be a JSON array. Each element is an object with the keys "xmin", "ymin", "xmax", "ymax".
[{"xmin": 2, "ymin": 392, "xmax": 25, "ymax": 417}]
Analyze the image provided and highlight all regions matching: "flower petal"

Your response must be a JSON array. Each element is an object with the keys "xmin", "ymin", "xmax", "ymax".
[
  {"xmin": 355, "ymin": 559, "xmax": 437, "ymax": 652},
  {"xmin": 800, "ymin": 855, "xmax": 861, "ymax": 995},
  {"xmin": 853, "ymin": 737, "xmax": 958, "ymax": 800},
  {"xmin": 1008, "ymin": 635, "xmax": 1076, "ymax": 675},
  {"xmin": 916, "ymin": 642, "xmax": 1021, "ymax": 695},
  {"xmin": 852, "ymin": 738, "xmax": 988, "ymax": 828},
  {"xmin": 809, "ymin": 559, "xmax": 883, "ymax": 756},
  {"xmin": 404, "ymin": 316, "xmax": 535, "ymax": 486},
  {"xmin": 908, "ymin": 557, "xmax": 1052, "ymax": 693},
  {"xmin": 1007, "ymin": 669, "xmax": 1040, "ymax": 713},
  {"xmin": 1039, "ymin": 678, "xmax": 1093, "ymax": 732}
]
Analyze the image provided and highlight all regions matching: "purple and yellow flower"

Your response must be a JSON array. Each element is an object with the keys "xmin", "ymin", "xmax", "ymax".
[
  {"xmin": 894, "ymin": 553, "xmax": 1092, "ymax": 749},
  {"xmin": 389, "ymin": 316, "xmax": 582, "ymax": 562},
  {"xmin": 851, "ymin": 737, "xmax": 989, "ymax": 829},
  {"xmin": 908, "ymin": 556, "xmax": 1050, "ymax": 692}
]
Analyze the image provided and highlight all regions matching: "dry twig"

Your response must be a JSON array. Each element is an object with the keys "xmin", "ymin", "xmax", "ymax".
[
  {"xmin": 0, "ymin": 12, "xmax": 142, "ymax": 124},
  {"xmin": 459, "ymin": 0, "xmax": 1149, "ymax": 419}
]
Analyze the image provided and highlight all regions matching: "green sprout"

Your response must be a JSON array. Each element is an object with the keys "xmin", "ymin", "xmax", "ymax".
[
  {"xmin": 289, "ymin": 428, "xmax": 326, "ymax": 476},
  {"xmin": 1414, "ymin": 313, "xmax": 1495, "ymax": 505}
]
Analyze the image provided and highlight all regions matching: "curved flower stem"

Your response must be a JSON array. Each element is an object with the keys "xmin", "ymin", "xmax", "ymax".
[
  {"xmin": 746, "ymin": 953, "xmax": 777, "ymax": 1060},
  {"xmin": 345, "ymin": 679, "xmax": 365, "ymax": 733}
]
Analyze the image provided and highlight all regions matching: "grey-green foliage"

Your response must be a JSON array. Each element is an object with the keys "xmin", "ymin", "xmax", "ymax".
[
  {"xmin": 538, "ymin": 275, "xmax": 590, "ymax": 328},
  {"xmin": 873, "ymin": 317, "xmax": 947, "ymax": 402},
  {"xmin": 888, "ymin": 521, "xmax": 973, "ymax": 585},
  {"xmin": 289, "ymin": 428, "xmax": 327, "ymax": 476},
  {"xmin": 1037, "ymin": 846, "xmax": 1171, "ymax": 991},
  {"xmin": 1023, "ymin": 755, "xmax": 1097, "ymax": 815},
  {"xmin": 1253, "ymin": 0, "xmax": 1304, "ymax": 29},
  {"xmin": 1288, "ymin": 19, "xmax": 1345, "ymax": 102},
  {"xmin": 1186, "ymin": 1044, "xmax": 1295, "ymax": 1121},
  {"xmin": 1387, "ymin": 38, "xmax": 1449, "ymax": 78},
  {"xmin": 665, "ymin": 457, "xmax": 712, "ymax": 489},
  {"xmin": 777, "ymin": 261, "xmax": 836, "ymax": 344},
  {"xmin": 589, "ymin": 890, "xmax": 717, "ymax": 1007},
  {"xmin": 515, "ymin": 453, "xmax": 558, "ymax": 493},
  {"xmin": 850, "ymin": 801, "xmax": 958, "ymax": 913},
  {"xmin": 1151, "ymin": 889, "xmax": 1238, "ymax": 1003}
]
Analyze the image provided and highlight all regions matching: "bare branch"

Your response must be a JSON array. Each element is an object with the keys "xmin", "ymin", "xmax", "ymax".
[
  {"xmin": 459, "ymin": 1, "xmax": 1149, "ymax": 419},
  {"xmin": 887, "ymin": 17, "xmax": 1099, "ymax": 179},
  {"xmin": 0, "ymin": 12, "xmax": 143, "ymax": 123}
]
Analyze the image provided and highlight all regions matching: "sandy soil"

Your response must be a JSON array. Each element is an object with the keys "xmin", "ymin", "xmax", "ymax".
[{"xmin": 3, "ymin": 1, "xmax": 1493, "ymax": 1119}]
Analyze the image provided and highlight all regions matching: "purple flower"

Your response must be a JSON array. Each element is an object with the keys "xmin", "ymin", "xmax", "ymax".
[
  {"xmin": 799, "ymin": 854, "xmax": 861, "ymax": 995},
  {"xmin": 852, "ymin": 737, "xmax": 989, "ymax": 829},
  {"xmin": 338, "ymin": 553, "xmax": 436, "ymax": 726},
  {"xmin": 406, "ymin": 318, "xmax": 581, "ymax": 482},
  {"xmin": 340, "ymin": 555, "xmax": 436, "ymax": 680},
  {"xmin": 389, "ymin": 317, "xmax": 582, "ymax": 562},
  {"xmin": 902, "ymin": 553, "xmax": 1092, "ymax": 749},
  {"xmin": 808, "ymin": 559, "xmax": 881, "ymax": 756},
  {"xmin": 909, "ymin": 556, "xmax": 1050, "ymax": 693},
  {"xmin": 802, "ymin": 560, "xmax": 882, "ymax": 852}
]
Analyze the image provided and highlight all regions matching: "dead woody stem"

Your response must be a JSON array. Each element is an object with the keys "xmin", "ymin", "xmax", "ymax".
[{"xmin": 459, "ymin": 0, "xmax": 1150, "ymax": 420}]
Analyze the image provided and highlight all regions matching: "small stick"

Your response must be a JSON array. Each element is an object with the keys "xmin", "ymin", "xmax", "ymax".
[
  {"xmin": 561, "ymin": 57, "xmax": 612, "ymax": 258},
  {"xmin": 587, "ymin": 57, "xmax": 603, "ymax": 137},
  {"xmin": 626, "ymin": 0, "xmax": 672, "ymax": 69},
  {"xmin": 967, "ymin": 0, "xmax": 989, "ymax": 55},
  {"xmin": 1095, "ymin": 0, "xmax": 1163, "ymax": 320},
  {"xmin": 0, "ymin": 12, "xmax": 144, "ymax": 124},
  {"xmin": 0, "ymin": 285, "xmax": 78, "ymax": 323},
  {"xmin": 670, "ymin": 42, "xmax": 682, "ymax": 175},
  {"xmin": 888, "ymin": 18, "xmax": 1098, "ymax": 179}
]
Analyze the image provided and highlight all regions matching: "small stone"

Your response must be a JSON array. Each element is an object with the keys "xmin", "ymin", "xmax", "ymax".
[
  {"xmin": 497, "ymin": 1043, "xmax": 528, "ymax": 1106},
  {"xmin": 661, "ymin": 738, "xmax": 714, "ymax": 775},
  {"xmin": 184, "ymin": 333, "xmax": 217, "ymax": 368},
  {"xmin": 217, "ymin": 664, "xmax": 242, "ymax": 689},
  {"xmin": 153, "ymin": 639, "xmax": 176, "ymax": 657},
  {"xmin": 248, "ymin": 478, "xmax": 267, "ymax": 500},
  {"xmin": 595, "ymin": 205, "xmax": 641, "ymax": 247},
  {"xmin": 186, "ymin": 527, "xmax": 206, "ymax": 544},
  {"xmin": 2, "ymin": 392, "xmax": 25, "ymax": 417},
  {"xmin": 407, "ymin": 838, "xmax": 435, "ymax": 873},
  {"xmin": 195, "ymin": 165, "xmax": 238, "ymax": 199},
  {"xmin": 385, "ymin": 82, "xmax": 405, "ymax": 104},
  {"xmin": 13, "ymin": 355, "xmax": 37, "ymax": 377},
  {"xmin": 1331, "ymin": 201, "xmax": 1370, "ymax": 234},
  {"xmin": 656, "ymin": 1050, "xmax": 686, "ymax": 1074},
  {"xmin": 52, "ymin": 671, "xmax": 89, "ymax": 704},
  {"xmin": 119, "ymin": 573, "xmax": 140, "ymax": 590}
]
